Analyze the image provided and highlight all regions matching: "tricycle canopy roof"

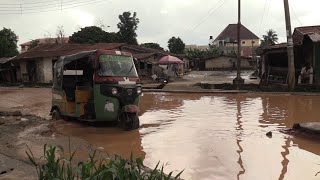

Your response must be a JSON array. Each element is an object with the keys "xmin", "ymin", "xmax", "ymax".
[
  {"xmin": 55, "ymin": 50, "xmax": 96, "ymax": 69},
  {"xmin": 55, "ymin": 50, "xmax": 133, "ymax": 69}
]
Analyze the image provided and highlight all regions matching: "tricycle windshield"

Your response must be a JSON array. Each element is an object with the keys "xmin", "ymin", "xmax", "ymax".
[{"xmin": 97, "ymin": 54, "xmax": 138, "ymax": 77}]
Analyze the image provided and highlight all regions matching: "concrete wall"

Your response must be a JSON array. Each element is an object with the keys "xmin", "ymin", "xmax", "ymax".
[
  {"xmin": 241, "ymin": 39, "xmax": 260, "ymax": 47},
  {"xmin": 43, "ymin": 58, "xmax": 53, "ymax": 83},
  {"xmin": 205, "ymin": 56, "xmax": 252, "ymax": 70},
  {"xmin": 18, "ymin": 57, "xmax": 54, "ymax": 83}
]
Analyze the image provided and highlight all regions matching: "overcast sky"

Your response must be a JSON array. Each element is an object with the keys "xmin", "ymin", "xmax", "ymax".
[{"xmin": 1, "ymin": 0, "xmax": 319, "ymax": 50}]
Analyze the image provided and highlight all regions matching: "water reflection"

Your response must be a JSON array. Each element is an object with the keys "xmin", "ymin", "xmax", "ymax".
[
  {"xmin": 235, "ymin": 99, "xmax": 245, "ymax": 180},
  {"xmin": 278, "ymin": 138, "xmax": 290, "ymax": 180}
]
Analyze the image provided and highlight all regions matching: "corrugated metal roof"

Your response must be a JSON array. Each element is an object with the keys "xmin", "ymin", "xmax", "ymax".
[
  {"xmin": 14, "ymin": 43, "xmax": 125, "ymax": 60},
  {"xmin": 0, "ymin": 57, "xmax": 14, "ymax": 64},
  {"xmin": 134, "ymin": 53, "xmax": 156, "ymax": 60},
  {"xmin": 14, "ymin": 43, "xmax": 174, "ymax": 61},
  {"xmin": 293, "ymin": 25, "xmax": 320, "ymax": 45},
  {"xmin": 308, "ymin": 33, "xmax": 320, "ymax": 42}
]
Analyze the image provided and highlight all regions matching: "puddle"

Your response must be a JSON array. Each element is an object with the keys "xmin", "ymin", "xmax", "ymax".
[{"xmin": 54, "ymin": 93, "xmax": 320, "ymax": 180}]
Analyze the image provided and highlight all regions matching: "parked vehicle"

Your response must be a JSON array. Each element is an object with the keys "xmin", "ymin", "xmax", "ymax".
[{"xmin": 51, "ymin": 50, "xmax": 141, "ymax": 130}]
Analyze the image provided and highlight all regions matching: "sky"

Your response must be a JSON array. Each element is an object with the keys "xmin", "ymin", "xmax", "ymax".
[{"xmin": 0, "ymin": 0, "xmax": 319, "ymax": 50}]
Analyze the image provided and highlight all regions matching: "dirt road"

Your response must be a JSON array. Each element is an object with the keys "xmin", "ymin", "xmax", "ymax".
[{"xmin": 0, "ymin": 87, "xmax": 51, "ymax": 119}]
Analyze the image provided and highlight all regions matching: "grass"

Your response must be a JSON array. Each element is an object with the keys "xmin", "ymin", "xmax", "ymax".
[{"xmin": 26, "ymin": 144, "xmax": 183, "ymax": 180}]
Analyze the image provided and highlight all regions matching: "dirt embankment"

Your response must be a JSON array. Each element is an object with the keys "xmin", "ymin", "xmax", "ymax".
[{"xmin": 0, "ymin": 110, "xmax": 109, "ymax": 179}]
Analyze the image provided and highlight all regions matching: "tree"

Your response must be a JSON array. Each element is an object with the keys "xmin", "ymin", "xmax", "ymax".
[
  {"xmin": 261, "ymin": 29, "xmax": 278, "ymax": 46},
  {"xmin": 0, "ymin": 28, "xmax": 18, "ymax": 58},
  {"xmin": 185, "ymin": 48, "xmax": 221, "ymax": 60},
  {"xmin": 117, "ymin": 12, "xmax": 139, "ymax": 45},
  {"xmin": 69, "ymin": 26, "xmax": 117, "ymax": 44},
  {"xmin": 29, "ymin": 39, "xmax": 39, "ymax": 49},
  {"xmin": 140, "ymin": 43, "xmax": 164, "ymax": 50},
  {"xmin": 168, "ymin": 37, "xmax": 185, "ymax": 54},
  {"xmin": 56, "ymin": 26, "xmax": 66, "ymax": 44}
]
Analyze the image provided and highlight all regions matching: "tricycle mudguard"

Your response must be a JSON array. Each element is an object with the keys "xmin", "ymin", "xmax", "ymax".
[{"xmin": 122, "ymin": 105, "xmax": 139, "ymax": 113}]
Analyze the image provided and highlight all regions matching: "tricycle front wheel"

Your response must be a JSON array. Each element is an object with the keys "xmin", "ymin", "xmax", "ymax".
[{"xmin": 120, "ymin": 113, "xmax": 140, "ymax": 131}]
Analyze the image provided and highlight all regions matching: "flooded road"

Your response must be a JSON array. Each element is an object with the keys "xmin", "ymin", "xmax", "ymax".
[{"xmin": 54, "ymin": 93, "xmax": 320, "ymax": 180}]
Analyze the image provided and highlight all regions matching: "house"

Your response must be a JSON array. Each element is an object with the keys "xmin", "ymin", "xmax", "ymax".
[
  {"xmin": 0, "ymin": 57, "xmax": 17, "ymax": 83},
  {"xmin": 210, "ymin": 24, "xmax": 260, "ymax": 57},
  {"xmin": 204, "ymin": 55, "xmax": 253, "ymax": 71},
  {"xmin": 13, "ymin": 43, "xmax": 179, "ymax": 83},
  {"xmin": 20, "ymin": 37, "xmax": 69, "ymax": 52},
  {"xmin": 258, "ymin": 25, "xmax": 320, "ymax": 84}
]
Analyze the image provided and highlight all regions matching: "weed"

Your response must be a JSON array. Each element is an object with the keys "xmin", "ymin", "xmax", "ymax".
[{"xmin": 26, "ymin": 144, "xmax": 183, "ymax": 180}]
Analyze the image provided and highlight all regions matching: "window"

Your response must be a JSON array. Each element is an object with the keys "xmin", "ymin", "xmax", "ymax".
[{"xmin": 242, "ymin": 41, "xmax": 245, "ymax": 44}]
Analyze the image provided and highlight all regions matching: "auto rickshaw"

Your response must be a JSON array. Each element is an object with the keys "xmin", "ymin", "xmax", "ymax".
[{"xmin": 50, "ymin": 50, "xmax": 141, "ymax": 130}]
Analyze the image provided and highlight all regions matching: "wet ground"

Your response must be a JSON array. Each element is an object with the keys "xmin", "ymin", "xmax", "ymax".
[
  {"xmin": 0, "ymin": 87, "xmax": 320, "ymax": 179},
  {"xmin": 54, "ymin": 93, "xmax": 320, "ymax": 180}
]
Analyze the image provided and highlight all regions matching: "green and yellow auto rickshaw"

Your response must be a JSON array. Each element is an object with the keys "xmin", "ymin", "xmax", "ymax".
[{"xmin": 51, "ymin": 50, "xmax": 141, "ymax": 130}]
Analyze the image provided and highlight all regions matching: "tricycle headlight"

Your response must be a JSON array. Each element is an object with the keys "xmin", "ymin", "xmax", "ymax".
[
  {"xmin": 137, "ymin": 87, "xmax": 142, "ymax": 94},
  {"xmin": 111, "ymin": 87, "xmax": 118, "ymax": 95}
]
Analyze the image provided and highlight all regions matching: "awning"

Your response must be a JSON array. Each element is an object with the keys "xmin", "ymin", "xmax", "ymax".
[{"xmin": 158, "ymin": 55, "xmax": 184, "ymax": 65}]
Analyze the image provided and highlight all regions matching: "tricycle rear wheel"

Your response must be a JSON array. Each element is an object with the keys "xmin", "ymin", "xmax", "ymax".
[{"xmin": 52, "ymin": 109, "xmax": 61, "ymax": 120}]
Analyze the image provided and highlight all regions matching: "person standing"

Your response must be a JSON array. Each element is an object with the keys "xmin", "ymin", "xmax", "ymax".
[{"xmin": 298, "ymin": 62, "xmax": 313, "ymax": 84}]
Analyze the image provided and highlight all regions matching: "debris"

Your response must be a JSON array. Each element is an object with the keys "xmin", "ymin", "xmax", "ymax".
[
  {"xmin": 293, "ymin": 122, "xmax": 320, "ymax": 134},
  {"xmin": 21, "ymin": 118, "xmax": 29, "ymax": 122},
  {"xmin": 0, "ymin": 111, "xmax": 22, "ymax": 116},
  {"xmin": 97, "ymin": 147, "xmax": 104, "ymax": 150},
  {"xmin": 266, "ymin": 131, "xmax": 272, "ymax": 138}
]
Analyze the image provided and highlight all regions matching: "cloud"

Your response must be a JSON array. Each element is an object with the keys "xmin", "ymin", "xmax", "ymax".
[{"xmin": 0, "ymin": 0, "xmax": 319, "ymax": 48}]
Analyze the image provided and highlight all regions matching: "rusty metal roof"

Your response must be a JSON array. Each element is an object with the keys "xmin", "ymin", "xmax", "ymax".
[
  {"xmin": 14, "ymin": 43, "xmax": 125, "ymax": 60},
  {"xmin": 308, "ymin": 33, "xmax": 320, "ymax": 42},
  {"xmin": 20, "ymin": 37, "xmax": 70, "ymax": 46},
  {"xmin": 133, "ymin": 53, "xmax": 156, "ymax": 60},
  {"xmin": 0, "ymin": 57, "xmax": 14, "ymax": 64},
  {"xmin": 293, "ymin": 25, "xmax": 320, "ymax": 45}
]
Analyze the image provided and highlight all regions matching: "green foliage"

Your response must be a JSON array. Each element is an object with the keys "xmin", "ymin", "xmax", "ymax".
[
  {"xmin": 29, "ymin": 40, "xmax": 40, "ymax": 50},
  {"xmin": 69, "ymin": 26, "xmax": 118, "ymax": 44},
  {"xmin": 140, "ymin": 43, "xmax": 164, "ymax": 50},
  {"xmin": 261, "ymin": 29, "xmax": 278, "ymax": 46},
  {"xmin": 0, "ymin": 27, "xmax": 19, "ymax": 58},
  {"xmin": 117, "ymin": 12, "xmax": 140, "ymax": 45},
  {"xmin": 168, "ymin": 37, "xmax": 185, "ymax": 54},
  {"xmin": 185, "ymin": 48, "xmax": 221, "ymax": 60},
  {"xmin": 26, "ymin": 144, "xmax": 183, "ymax": 180}
]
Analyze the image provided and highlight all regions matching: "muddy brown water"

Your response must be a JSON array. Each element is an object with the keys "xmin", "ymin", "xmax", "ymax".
[{"xmin": 54, "ymin": 93, "xmax": 320, "ymax": 180}]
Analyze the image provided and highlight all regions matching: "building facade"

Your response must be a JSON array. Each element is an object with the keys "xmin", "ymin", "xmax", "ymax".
[{"xmin": 210, "ymin": 24, "xmax": 260, "ymax": 57}]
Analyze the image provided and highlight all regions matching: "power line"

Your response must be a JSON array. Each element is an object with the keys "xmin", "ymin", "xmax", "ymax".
[
  {"xmin": 0, "ymin": 0, "xmax": 107, "ymax": 11},
  {"xmin": 189, "ymin": 0, "xmax": 227, "ymax": 32},
  {"xmin": 0, "ymin": 0, "xmax": 60, "ymax": 6},
  {"xmin": 289, "ymin": 0, "xmax": 303, "ymax": 26},
  {"xmin": 259, "ymin": 0, "xmax": 269, "ymax": 35},
  {"xmin": 0, "ymin": 0, "xmax": 108, "ymax": 15},
  {"xmin": 264, "ymin": 0, "xmax": 272, "ymax": 28}
]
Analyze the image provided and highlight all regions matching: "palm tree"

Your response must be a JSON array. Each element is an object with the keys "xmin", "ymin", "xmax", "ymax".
[{"xmin": 261, "ymin": 29, "xmax": 278, "ymax": 46}]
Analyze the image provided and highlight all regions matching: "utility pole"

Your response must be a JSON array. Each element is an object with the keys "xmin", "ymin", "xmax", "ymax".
[
  {"xmin": 284, "ymin": 0, "xmax": 295, "ymax": 90},
  {"xmin": 233, "ymin": 0, "xmax": 244, "ymax": 86}
]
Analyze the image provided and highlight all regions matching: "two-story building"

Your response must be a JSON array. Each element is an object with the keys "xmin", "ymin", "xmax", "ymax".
[
  {"xmin": 20, "ymin": 37, "xmax": 69, "ymax": 52},
  {"xmin": 210, "ymin": 24, "xmax": 260, "ymax": 57}
]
